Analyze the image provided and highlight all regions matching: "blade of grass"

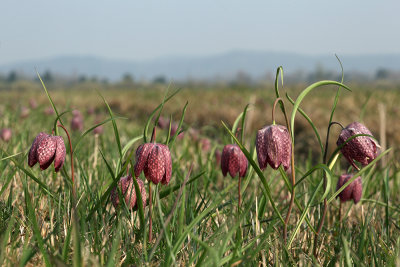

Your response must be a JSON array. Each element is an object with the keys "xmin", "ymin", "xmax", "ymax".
[{"xmin": 22, "ymin": 177, "xmax": 52, "ymax": 267}]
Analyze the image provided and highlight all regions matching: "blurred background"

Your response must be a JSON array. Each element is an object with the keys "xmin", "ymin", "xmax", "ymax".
[{"xmin": 1, "ymin": 0, "xmax": 399, "ymax": 160}]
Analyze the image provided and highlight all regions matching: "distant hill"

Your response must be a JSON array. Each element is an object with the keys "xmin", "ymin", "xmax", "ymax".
[{"xmin": 1, "ymin": 51, "xmax": 400, "ymax": 81}]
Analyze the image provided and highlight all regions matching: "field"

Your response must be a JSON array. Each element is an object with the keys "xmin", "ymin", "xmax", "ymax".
[{"xmin": 0, "ymin": 77, "xmax": 399, "ymax": 266}]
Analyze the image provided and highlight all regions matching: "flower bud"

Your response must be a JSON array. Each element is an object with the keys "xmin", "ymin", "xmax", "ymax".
[
  {"xmin": 221, "ymin": 144, "xmax": 248, "ymax": 178},
  {"xmin": 256, "ymin": 124, "xmax": 291, "ymax": 171},
  {"xmin": 134, "ymin": 143, "xmax": 172, "ymax": 185},
  {"xmin": 337, "ymin": 122, "xmax": 379, "ymax": 167}
]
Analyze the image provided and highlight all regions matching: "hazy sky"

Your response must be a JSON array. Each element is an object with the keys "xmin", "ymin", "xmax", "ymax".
[{"xmin": 1, "ymin": 1, "xmax": 399, "ymax": 64}]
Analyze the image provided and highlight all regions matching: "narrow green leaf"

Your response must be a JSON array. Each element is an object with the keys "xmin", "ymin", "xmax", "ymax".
[{"xmin": 290, "ymin": 80, "xmax": 351, "ymax": 141}]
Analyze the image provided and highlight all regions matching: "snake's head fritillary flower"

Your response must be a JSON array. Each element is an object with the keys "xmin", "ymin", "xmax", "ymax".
[
  {"xmin": 20, "ymin": 107, "xmax": 30, "ymax": 119},
  {"xmin": 28, "ymin": 132, "xmax": 66, "ymax": 172},
  {"xmin": 134, "ymin": 143, "xmax": 172, "ymax": 185},
  {"xmin": 111, "ymin": 175, "xmax": 147, "ymax": 210},
  {"xmin": 221, "ymin": 144, "xmax": 248, "ymax": 178},
  {"xmin": 256, "ymin": 124, "xmax": 291, "ymax": 171},
  {"xmin": 71, "ymin": 116, "xmax": 84, "ymax": 131},
  {"xmin": 336, "ymin": 174, "xmax": 362, "ymax": 204},
  {"xmin": 337, "ymin": 122, "xmax": 379, "ymax": 167},
  {"xmin": 0, "ymin": 128, "xmax": 12, "ymax": 142}
]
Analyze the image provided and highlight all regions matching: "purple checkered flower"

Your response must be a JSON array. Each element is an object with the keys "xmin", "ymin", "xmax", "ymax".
[
  {"xmin": 256, "ymin": 124, "xmax": 291, "ymax": 171},
  {"xmin": 28, "ymin": 132, "xmax": 66, "ymax": 172},
  {"xmin": 134, "ymin": 143, "xmax": 172, "ymax": 185},
  {"xmin": 337, "ymin": 122, "xmax": 379, "ymax": 168},
  {"xmin": 221, "ymin": 144, "xmax": 248, "ymax": 178},
  {"xmin": 336, "ymin": 174, "xmax": 362, "ymax": 204}
]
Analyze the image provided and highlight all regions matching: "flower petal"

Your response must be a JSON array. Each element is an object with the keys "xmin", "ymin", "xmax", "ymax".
[
  {"xmin": 54, "ymin": 136, "xmax": 66, "ymax": 172},
  {"xmin": 36, "ymin": 136, "xmax": 57, "ymax": 171},
  {"xmin": 28, "ymin": 132, "xmax": 48, "ymax": 167},
  {"xmin": 145, "ymin": 144, "xmax": 165, "ymax": 184},
  {"xmin": 160, "ymin": 144, "xmax": 172, "ymax": 185},
  {"xmin": 134, "ymin": 143, "xmax": 153, "ymax": 178}
]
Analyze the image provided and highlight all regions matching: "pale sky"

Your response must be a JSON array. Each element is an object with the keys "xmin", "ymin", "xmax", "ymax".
[{"xmin": 1, "ymin": 0, "xmax": 399, "ymax": 64}]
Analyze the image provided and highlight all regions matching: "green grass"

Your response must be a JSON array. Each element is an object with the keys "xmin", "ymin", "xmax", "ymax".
[{"xmin": 0, "ymin": 77, "xmax": 399, "ymax": 266}]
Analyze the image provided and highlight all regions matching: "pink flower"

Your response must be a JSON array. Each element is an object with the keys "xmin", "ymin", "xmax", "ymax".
[
  {"xmin": 0, "ymin": 128, "xmax": 12, "ymax": 142},
  {"xmin": 336, "ymin": 174, "xmax": 362, "ymax": 204},
  {"xmin": 256, "ymin": 124, "xmax": 291, "ymax": 171},
  {"xmin": 221, "ymin": 144, "xmax": 248, "ymax": 178},
  {"xmin": 134, "ymin": 143, "xmax": 172, "ymax": 185},
  {"xmin": 28, "ymin": 132, "xmax": 66, "ymax": 172},
  {"xmin": 337, "ymin": 122, "xmax": 379, "ymax": 167},
  {"xmin": 110, "ymin": 175, "xmax": 147, "ymax": 209}
]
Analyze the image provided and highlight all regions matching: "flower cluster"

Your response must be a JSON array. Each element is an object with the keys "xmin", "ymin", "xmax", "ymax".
[{"xmin": 335, "ymin": 122, "xmax": 379, "ymax": 204}]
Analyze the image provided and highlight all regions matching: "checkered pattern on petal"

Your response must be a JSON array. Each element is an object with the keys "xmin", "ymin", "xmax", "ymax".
[
  {"xmin": 134, "ymin": 143, "xmax": 153, "ymax": 178},
  {"xmin": 255, "ymin": 127, "xmax": 268, "ymax": 170},
  {"xmin": 337, "ymin": 122, "xmax": 379, "ymax": 167},
  {"xmin": 160, "ymin": 144, "xmax": 172, "ymax": 185},
  {"xmin": 54, "ymin": 136, "xmax": 66, "ymax": 172},
  {"xmin": 146, "ymin": 144, "xmax": 166, "ymax": 184},
  {"xmin": 28, "ymin": 132, "xmax": 48, "ymax": 167},
  {"xmin": 36, "ymin": 135, "xmax": 57, "ymax": 171}
]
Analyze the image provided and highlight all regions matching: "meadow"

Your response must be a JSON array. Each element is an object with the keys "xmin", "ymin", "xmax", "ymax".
[{"xmin": 0, "ymin": 75, "xmax": 399, "ymax": 266}]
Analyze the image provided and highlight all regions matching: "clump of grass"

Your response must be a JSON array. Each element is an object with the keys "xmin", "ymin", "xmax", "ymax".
[{"xmin": 0, "ymin": 67, "xmax": 398, "ymax": 266}]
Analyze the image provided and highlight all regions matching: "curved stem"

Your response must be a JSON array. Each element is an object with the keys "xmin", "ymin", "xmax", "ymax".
[
  {"xmin": 57, "ymin": 124, "xmax": 75, "ymax": 200},
  {"xmin": 151, "ymin": 127, "xmax": 156, "ymax": 143},
  {"xmin": 272, "ymin": 97, "xmax": 283, "ymax": 125},
  {"xmin": 272, "ymin": 97, "xmax": 295, "ymax": 245},
  {"xmin": 238, "ymin": 176, "xmax": 241, "ymax": 214},
  {"xmin": 149, "ymin": 182, "xmax": 153, "ymax": 243},
  {"xmin": 313, "ymin": 121, "xmax": 344, "ymax": 257}
]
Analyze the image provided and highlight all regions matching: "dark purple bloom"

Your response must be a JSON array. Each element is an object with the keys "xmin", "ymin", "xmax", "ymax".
[
  {"xmin": 256, "ymin": 124, "xmax": 291, "ymax": 171},
  {"xmin": 336, "ymin": 174, "xmax": 362, "ymax": 204},
  {"xmin": 0, "ymin": 128, "xmax": 12, "ymax": 142},
  {"xmin": 110, "ymin": 175, "xmax": 147, "ymax": 210},
  {"xmin": 28, "ymin": 132, "xmax": 66, "ymax": 172},
  {"xmin": 221, "ymin": 144, "xmax": 248, "ymax": 178},
  {"xmin": 337, "ymin": 122, "xmax": 379, "ymax": 168},
  {"xmin": 134, "ymin": 143, "xmax": 172, "ymax": 185}
]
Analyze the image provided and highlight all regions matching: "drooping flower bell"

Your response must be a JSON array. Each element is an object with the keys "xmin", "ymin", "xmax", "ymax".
[
  {"xmin": 221, "ymin": 144, "xmax": 248, "ymax": 178},
  {"xmin": 28, "ymin": 132, "xmax": 66, "ymax": 172},
  {"xmin": 256, "ymin": 124, "xmax": 291, "ymax": 171},
  {"xmin": 336, "ymin": 174, "xmax": 362, "ymax": 204},
  {"xmin": 0, "ymin": 128, "xmax": 12, "ymax": 142},
  {"xmin": 134, "ymin": 143, "xmax": 172, "ymax": 185},
  {"xmin": 110, "ymin": 175, "xmax": 147, "ymax": 209},
  {"xmin": 71, "ymin": 111, "xmax": 84, "ymax": 132},
  {"xmin": 336, "ymin": 122, "xmax": 379, "ymax": 168}
]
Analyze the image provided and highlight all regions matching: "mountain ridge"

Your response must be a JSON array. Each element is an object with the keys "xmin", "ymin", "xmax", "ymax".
[{"xmin": 1, "ymin": 50, "xmax": 399, "ymax": 81}]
